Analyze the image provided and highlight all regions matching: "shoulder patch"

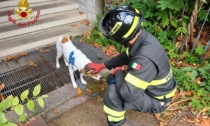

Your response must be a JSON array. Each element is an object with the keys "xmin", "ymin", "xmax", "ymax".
[
  {"xmin": 61, "ymin": 37, "xmax": 68, "ymax": 44},
  {"xmin": 131, "ymin": 61, "xmax": 141, "ymax": 70}
]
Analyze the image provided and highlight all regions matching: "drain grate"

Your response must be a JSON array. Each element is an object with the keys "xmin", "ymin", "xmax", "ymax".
[
  {"xmin": 0, "ymin": 39, "xmax": 109, "ymax": 104},
  {"xmin": 0, "ymin": 45, "xmax": 70, "ymax": 104}
]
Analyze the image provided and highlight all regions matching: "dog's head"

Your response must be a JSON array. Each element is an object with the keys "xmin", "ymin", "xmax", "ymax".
[
  {"xmin": 61, "ymin": 37, "xmax": 69, "ymax": 44},
  {"xmin": 80, "ymin": 67, "xmax": 102, "ymax": 80}
]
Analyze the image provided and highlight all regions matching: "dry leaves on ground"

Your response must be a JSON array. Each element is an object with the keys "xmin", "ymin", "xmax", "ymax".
[
  {"xmin": 0, "ymin": 94, "xmax": 4, "ymax": 101},
  {"xmin": 77, "ymin": 87, "xmax": 82, "ymax": 95},
  {"xmin": 70, "ymin": 23, "xmax": 78, "ymax": 27},
  {"xmin": 46, "ymin": 43, "xmax": 53, "ymax": 47},
  {"xmin": 79, "ymin": 11, "xmax": 84, "ymax": 14},
  {"xmin": 53, "ymin": 109, "xmax": 59, "ymax": 115},
  {"xmin": 29, "ymin": 60, "xmax": 37, "ymax": 67},
  {"xmin": 20, "ymin": 52, "xmax": 27, "ymax": 56},
  {"xmin": 43, "ymin": 49, "xmax": 50, "ymax": 53},
  {"xmin": 0, "ymin": 83, "xmax": 5, "ymax": 90},
  {"xmin": 0, "ymin": 84, "xmax": 5, "ymax": 101},
  {"xmin": 102, "ymin": 45, "xmax": 120, "ymax": 58},
  {"xmin": 3, "ymin": 55, "xmax": 15, "ymax": 62},
  {"xmin": 156, "ymin": 91, "xmax": 210, "ymax": 126}
]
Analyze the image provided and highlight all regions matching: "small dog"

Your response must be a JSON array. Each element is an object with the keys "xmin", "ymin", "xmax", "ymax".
[{"xmin": 56, "ymin": 36, "xmax": 101, "ymax": 88}]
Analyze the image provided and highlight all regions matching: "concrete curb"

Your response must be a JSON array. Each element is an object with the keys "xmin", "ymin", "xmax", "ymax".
[{"xmin": 6, "ymin": 84, "xmax": 87, "ymax": 124}]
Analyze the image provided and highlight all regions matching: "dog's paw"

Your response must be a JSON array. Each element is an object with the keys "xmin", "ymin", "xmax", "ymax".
[
  {"xmin": 64, "ymin": 62, "xmax": 69, "ymax": 66},
  {"xmin": 56, "ymin": 64, "xmax": 60, "ymax": 69},
  {"xmin": 72, "ymin": 83, "xmax": 78, "ymax": 88},
  {"xmin": 81, "ymin": 79, "xmax": 87, "ymax": 85}
]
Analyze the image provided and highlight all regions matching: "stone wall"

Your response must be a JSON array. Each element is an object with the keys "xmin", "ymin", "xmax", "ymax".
[{"xmin": 75, "ymin": 0, "xmax": 103, "ymax": 24}]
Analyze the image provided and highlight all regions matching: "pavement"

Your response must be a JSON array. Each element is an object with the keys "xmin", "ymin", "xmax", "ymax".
[{"xmin": 22, "ymin": 96, "xmax": 160, "ymax": 126}]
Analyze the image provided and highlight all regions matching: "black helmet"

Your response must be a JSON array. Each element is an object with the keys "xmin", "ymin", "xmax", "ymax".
[{"xmin": 99, "ymin": 5, "xmax": 144, "ymax": 47}]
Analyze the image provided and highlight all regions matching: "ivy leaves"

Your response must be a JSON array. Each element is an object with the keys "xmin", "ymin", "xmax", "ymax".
[
  {"xmin": 0, "ymin": 84, "xmax": 48, "ymax": 125},
  {"xmin": 157, "ymin": 0, "xmax": 184, "ymax": 11}
]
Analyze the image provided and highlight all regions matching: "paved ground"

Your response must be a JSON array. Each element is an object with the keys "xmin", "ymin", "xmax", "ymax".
[{"xmin": 48, "ymin": 97, "xmax": 159, "ymax": 126}]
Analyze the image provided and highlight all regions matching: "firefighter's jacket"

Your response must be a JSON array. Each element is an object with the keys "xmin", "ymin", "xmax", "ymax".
[{"xmin": 104, "ymin": 29, "xmax": 177, "ymax": 103}]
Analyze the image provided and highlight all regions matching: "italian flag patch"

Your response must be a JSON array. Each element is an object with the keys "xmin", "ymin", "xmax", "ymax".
[{"xmin": 131, "ymin": 62, "xmax": 141, "ymax": 70}]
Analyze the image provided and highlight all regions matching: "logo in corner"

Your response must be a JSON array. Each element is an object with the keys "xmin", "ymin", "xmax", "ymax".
[
  {"xmin": 14, "ymin": 0, "xmax": 33, "ymax": 20},
  {"xmin": 7, "ymin": 0, "xmax": 40, "ymax": 27}
]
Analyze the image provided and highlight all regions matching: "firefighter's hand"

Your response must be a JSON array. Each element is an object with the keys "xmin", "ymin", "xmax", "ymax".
[
  {"xmin": 107, "ymin": 74, "xmax": 115, "ymax": 84},
  {"xmin": 85, "ymin": 62, "xmax": 105, "ymax": 74},
  {"xmin": 111, "ymin": 67, "xmax": 122, "ymax": 74}
]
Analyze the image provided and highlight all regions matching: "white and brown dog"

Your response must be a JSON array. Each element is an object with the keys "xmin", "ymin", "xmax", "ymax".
[{"xmin": 56, "ymin": 36, "xmax": 101, "ymax": 88}]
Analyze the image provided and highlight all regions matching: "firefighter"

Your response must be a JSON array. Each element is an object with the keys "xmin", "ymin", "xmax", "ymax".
[{"xmin": 85, "ymin": 5, "xmax": 177, "ymax": 126}]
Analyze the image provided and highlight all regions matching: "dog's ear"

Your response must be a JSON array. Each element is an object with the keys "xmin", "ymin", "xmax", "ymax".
[
  {"xmin": 61, "ymin": 37, "xmax": 68, "ymax": 44},
  {"xmin": 80, "ymin": 68, "xmax": 86, "ymax": 74},
  {"xmin": 69, "ymin": 35, "xmax": 73, "ymax": 40}
]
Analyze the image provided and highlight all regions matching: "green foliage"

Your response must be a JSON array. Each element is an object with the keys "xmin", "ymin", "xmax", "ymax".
[
  {"xmin": 195, "ymin": 45, "xmax": 205, "ymax": 56},
  {"xmin": 183, "ymin": 51, "xmax": 199, "ymax": 64},
  {"xmin": 37, "ymin": 97, "xmax": 44, "ymax": 108},
  {"xmin": 27, "ymin": 100, "xmax": 34, "ymax": 112},
  {"xmin": 173, "ymin": 64, "xmax": 210, "ymax": 114},
  {"xmin": 0, "ymin": 95, "xmax": 13, "ymax": 112},
  {"xmin": 33, "ymin": 84, "xmax": 41, "ymax": 97},
  {"xmin": 0, "ymin": 84, "xmax": 48, "ymax": 125},
  {"xmin": 20, "ymin": 90, "xmax": 29, "ymax": 102},
  {"xmin": 81, "ymin": 29, "xmax": 122, "ymax": 51}
]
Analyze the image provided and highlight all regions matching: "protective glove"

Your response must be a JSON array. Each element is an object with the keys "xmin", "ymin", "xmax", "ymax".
[
  {"xmin": 107, "ymin": 74, "xmax": 115, "ymax": 84},
  {"xmin": 85, "ymin": 62, "xmax": 105, "ymax": 74},
  {"xmin": 111, "ymin": 67, "xmax": 122, "ymax": 74}
]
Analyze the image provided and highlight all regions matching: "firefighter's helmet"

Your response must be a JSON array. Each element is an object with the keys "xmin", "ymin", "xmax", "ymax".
[{"xmin": 99, "ymin": 5, "xmax": 144, "ymax": 47}]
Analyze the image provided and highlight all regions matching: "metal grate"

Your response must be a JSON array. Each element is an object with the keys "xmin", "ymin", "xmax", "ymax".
[
  {"xmin": 0, "ymin": 45, "xmax": 70, "ymax": 104},
  {"xmin": 0, "ymin": 39, "xmax": 109, "ymax": 105}
]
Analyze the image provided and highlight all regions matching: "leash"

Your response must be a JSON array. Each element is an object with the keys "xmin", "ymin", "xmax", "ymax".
[{"xmin": 68, "ymin": 51, "xmax": 115, "ymax": 97}]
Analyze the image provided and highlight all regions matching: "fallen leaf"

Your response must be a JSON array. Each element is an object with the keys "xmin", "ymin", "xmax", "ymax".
[
  {"xmin": 159, "ymin": 122, "xmax": 164, "ymax": 126},
  {"xmin": 39, "ymin": 48, "xmax": 43, "ymax": 52},
  {"xmin": 20, "ymin": 52, "xmax": 27, "ymax": 56},
  {"xmin": 84, "ymin": 20, "xmax": 90, "ymax": 26},
  {"xmin": 4, "ymin": 55, "xmax": 15, "ymax": 61},
  {"xmin": 53, "ymin": 109, "xmax": 59, "ymax": 114},
  {"xmin": 201, "ymin": 118, "xmax": 210, "ymax": 126},
  {"xmin": 194, "ymin": 77, "xmax": 201, "ymax": 84},
  {"xmin": 194, "ymin": 118, "xmax": 200, "ymax": 123},
  {"xmin": 0, "ymin": 94, "xmax": 4, "ymax": 101},
  {"xmin": 29, "ymin": 60, "xmax": 37, "ymax": 67},
  {"xmin": 77, "ymin": 87, "xmax": 82, "ymax": 95},
  {"xmin": 79, "ymin": 11, "xmax": 84, "ymax": 14},
  {"xmin": 154, "ymin": 113, "xmax": 164, "ymax": 122},
  {"xmin": 46, "ymin": 44, "xmax": 53, "ymax": 47},
  {"xmin": 86, "ymin": 88, "xmax": 92, "ymax": 93},
  {"xmin": 195, "ymin": 123, "xmax": 202, "ymax": 126},
  {"xmin": 185, "ymin": 91, "xmax": 194, "ymax": 96},
  {"xmin": 177, "ymin": 35, "xmax": 184, "ymax": 41},
  {"xmin": 154, "ymin": 113, "xmax": 161, "ymax": 120},
  {"xmin": 70, "ymin": 24, "xmax": 78, "ymax": 27},
  {"xmin": 43, "ymin": 49, "xmax": 50, "ymax": 53},
  {"xmin": 187, "ymin": 119, "xmax": 195, "ymax": 123},
  {"xmin": 0, "ymin": 83, "xmax": 5, "ymax": 90}
]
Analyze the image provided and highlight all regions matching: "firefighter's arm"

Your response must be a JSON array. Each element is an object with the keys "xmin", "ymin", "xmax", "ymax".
[
  {"xmin": 85, "ymin": 51, "xmax": 130, "ymax": 73},
  {"xmin": 114, "ymin": 56, "xmax": 157, "ymax": 102},
  {"xmin": 104, "ymin": 51, "xmax": 130, "ymax": 70}
]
